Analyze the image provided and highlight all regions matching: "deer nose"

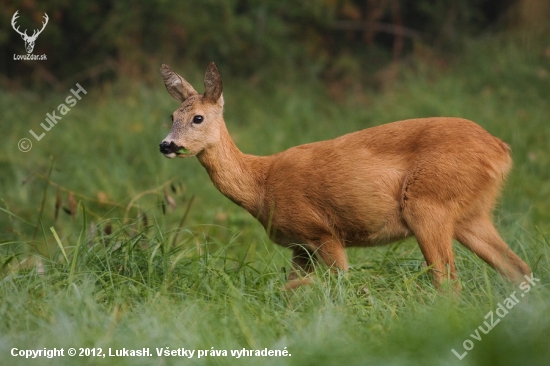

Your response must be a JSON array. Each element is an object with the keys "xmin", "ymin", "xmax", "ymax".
[{"xmin": 159, "ymin": 141, "xmax": 173, "ymax": 154}]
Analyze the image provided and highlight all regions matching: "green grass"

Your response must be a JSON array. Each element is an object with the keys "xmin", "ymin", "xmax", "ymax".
[{"xmin": 1, "ymin": 32, "xmax": 550, "ymax": 365}]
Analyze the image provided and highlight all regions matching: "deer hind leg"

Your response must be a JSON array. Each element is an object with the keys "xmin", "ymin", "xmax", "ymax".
[
  {"xmin": 454, "ymin": 215, "xmax": 531, "ymax": 283},
  {"xmin": 403, "ymin": 202, "xmax": 458, "ymax": 287}
]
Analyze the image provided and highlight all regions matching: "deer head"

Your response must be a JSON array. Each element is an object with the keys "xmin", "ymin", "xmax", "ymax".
[
  {"xmin": 11, "ymin": 11, "xmax": 49, "ymax": 54},
  {"xmin": 159, "ymin": 62, "xmax": 225, "ymax": 158}
]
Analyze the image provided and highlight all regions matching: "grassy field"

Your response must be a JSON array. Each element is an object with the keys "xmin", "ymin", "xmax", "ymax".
[{"xmin": 1, "ymin": 32, "xmax": 550, "ymax": 365}]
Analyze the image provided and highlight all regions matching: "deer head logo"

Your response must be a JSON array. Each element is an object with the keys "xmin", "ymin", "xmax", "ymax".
[{"xmin": 11, "ymin": 11, "xmax": 49, "ymax": 54}]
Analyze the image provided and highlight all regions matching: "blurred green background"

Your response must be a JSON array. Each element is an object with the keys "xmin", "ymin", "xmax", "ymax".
[{"xmin": 1, "ymin": 1, "xmax": 550, "ymax": 366}]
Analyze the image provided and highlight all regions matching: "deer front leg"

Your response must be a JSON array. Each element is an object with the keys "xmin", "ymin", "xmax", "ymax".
[
  {"xmin": 315, "ymin": 236, "xmax": 349, "ymax": 273},
  {"xmin": 292, "ymin": 236, "xmax": 349, "ymax": 274},
  {"xmin": 284, "ymin": 237, "xmax": 348, "ymax": 290},
  {"xmin": 284, "ymin": 246, "xmax": 317, "ymax": 290},
  {"xmin": 288, "ymin": 245, "xmax": 317, "ymax": 280}
]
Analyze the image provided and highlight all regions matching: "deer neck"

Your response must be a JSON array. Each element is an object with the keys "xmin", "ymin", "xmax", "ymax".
[{"xmin": 197, "ymin": 123, "xmax": 267, "ymax": 217}]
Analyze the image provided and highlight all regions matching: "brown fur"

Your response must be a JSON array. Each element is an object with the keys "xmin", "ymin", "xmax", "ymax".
[{"xmin": 160, "ymin": 62, "xmax": 531, "ymax": 289}]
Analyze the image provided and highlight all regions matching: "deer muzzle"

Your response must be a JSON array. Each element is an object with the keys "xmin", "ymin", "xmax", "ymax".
[{"xmin": 159, "ymin": 140, "xmax": 191, "ymax": 158}]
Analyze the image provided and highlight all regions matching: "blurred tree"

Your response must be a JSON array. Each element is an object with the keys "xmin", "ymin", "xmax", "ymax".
[
  {"xmin": 0, "ymin": 0, "xmax": 530, "ymax": 89},
  {"xmin": 508, "ymin": 0, "xmax": 550, "ymax": 31}
]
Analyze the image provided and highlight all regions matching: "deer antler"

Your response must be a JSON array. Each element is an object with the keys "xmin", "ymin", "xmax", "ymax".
[
  {"xmin": 31, "ymin": 13, "xmax": 49, "ymax": 39},
  {"xmin": 11, "ymin": 11, "xmax": 48, "ymax": 40},
  {"xmin": 11, "ymin": 10, "xmax": 28, "ymax": 38}
]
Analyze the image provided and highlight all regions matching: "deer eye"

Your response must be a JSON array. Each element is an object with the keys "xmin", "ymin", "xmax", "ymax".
[{"xmin": 193, "ymin": 115, "xmax": 204, "ymax": 124}]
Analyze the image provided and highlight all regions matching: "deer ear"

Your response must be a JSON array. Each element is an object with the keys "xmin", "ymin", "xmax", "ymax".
[
  {"xmin": 203, "ymin": 62, "xmax": 223, "ymax": 104},
  {"xmin": 160, "ymin": 64, "xmax": 197, "ymax": 102}
]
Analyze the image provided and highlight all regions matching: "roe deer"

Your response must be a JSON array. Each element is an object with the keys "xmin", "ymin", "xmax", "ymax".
[{"xmin": 159, "ymin": 62, "xmax": 531, "ymax": 289}]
